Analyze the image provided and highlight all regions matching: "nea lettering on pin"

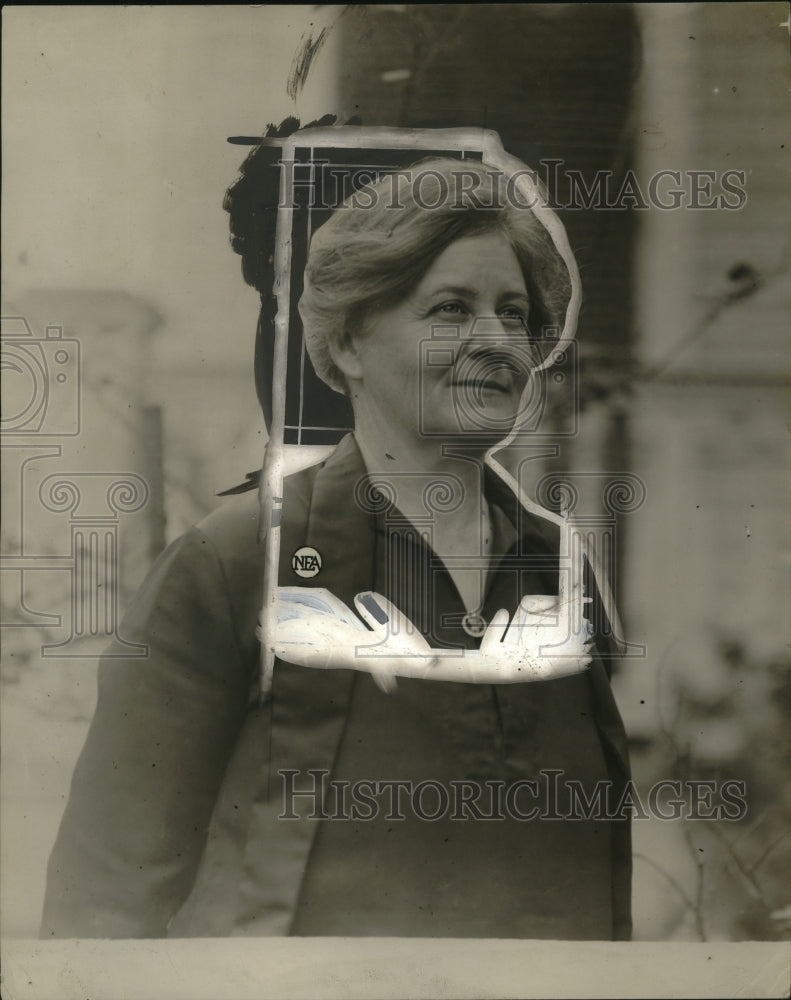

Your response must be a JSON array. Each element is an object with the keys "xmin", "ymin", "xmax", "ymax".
[{"xmin": 292, "ymin": 546, "xmax": 322, "ymax": 578}]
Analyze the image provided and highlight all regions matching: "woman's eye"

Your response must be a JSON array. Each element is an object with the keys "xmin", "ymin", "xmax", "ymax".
[
  {"xmin": 431, "ymin": 301, "xmax": 468, "ymax": 316},
  {"xmin": 499, "ymin": 306, "xmax": 528, "ymax": 323}
]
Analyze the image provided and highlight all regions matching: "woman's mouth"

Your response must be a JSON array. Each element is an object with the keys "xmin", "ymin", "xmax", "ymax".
[
  {"xmin": 450, "ymin": 357, "xmax": 524, "ymax": 396},
  {"xmin": 451, "ymin": 374, "xmax": 515, "ymax": 395}
]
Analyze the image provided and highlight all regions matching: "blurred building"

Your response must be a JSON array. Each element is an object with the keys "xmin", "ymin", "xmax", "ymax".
[{"xmin": 623, "ymin": 3, "xmax": 790, "ymax": 738}]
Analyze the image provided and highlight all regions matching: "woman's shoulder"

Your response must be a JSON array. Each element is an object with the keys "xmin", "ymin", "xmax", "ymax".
[
  {"xmin": 193, "ymin": 489, "xmax": 261, "ymax": 564},
  {"xmin": 192, "ymin": 460, "xmax": 323, "ymax": 566}
]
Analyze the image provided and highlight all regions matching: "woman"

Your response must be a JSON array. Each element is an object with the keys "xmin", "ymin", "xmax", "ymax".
[{"xmin": 41, "ymin": 148, "xmax": 632, "ymax": 941}]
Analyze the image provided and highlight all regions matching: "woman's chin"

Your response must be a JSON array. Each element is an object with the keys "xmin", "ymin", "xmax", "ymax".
[{"xmin": 422, "ymin": 405, "xmax": 520, "ymax": 443}]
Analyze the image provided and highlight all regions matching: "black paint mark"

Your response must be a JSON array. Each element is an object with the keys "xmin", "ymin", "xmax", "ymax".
[
  {"xmin": 287, "ymin": 25, "xmax": 329, "ymax": 101},
  {"xmin": 359, "ymin": 593, "xmax": 388, "ymax": 625}
]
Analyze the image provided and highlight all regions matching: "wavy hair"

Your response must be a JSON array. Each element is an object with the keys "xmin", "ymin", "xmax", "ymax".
[{"xmin": 298, "ymin": 157, "xmax": 572, "ymax": 395}]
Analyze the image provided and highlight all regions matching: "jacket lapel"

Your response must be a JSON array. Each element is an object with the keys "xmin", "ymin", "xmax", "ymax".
[
  {"xmin": 303, "ymin": 433, "xmax": 378, "ymax": 608},
  {"xmin": 233, "ymin": 435, "xmax": 375, "ymax": 935}
]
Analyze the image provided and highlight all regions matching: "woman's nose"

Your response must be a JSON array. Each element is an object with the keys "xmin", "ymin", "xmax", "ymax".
[
  {"xmin": 459, "ymin": 316, "xmax": 527, "ymax": 363},
  {"xmin": 454, "ymin": 315, "xmax": 537, "ymax": 375}
]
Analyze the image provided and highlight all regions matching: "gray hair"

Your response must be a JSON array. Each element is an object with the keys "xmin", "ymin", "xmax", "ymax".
[{"xmin": 298, "ymin": 157, "xmax": 573, "ymax": 395}]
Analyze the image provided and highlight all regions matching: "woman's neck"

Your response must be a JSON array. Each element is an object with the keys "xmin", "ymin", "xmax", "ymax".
[
  {"xmin": 353, "ymin": 424, "xmax": 493, "ymax": 615},
  {"xmin": 354, "ymin": 423, "xmax": 483, "ymax": 516}
]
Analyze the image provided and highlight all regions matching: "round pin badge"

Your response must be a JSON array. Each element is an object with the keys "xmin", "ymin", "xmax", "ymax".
[{"xmin": 291, "ymin": 546, "xmax": 322, "ymax": 579}]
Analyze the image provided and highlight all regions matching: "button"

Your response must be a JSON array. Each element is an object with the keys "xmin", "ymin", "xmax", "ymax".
[{"xmin": 461, "ymin": 612, "xmax": 487, "ymax": 638}]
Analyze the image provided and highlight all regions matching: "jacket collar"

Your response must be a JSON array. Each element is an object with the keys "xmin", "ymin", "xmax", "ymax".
[{"xmin": 303, "ymin": 434, "xmax": 379, "ymax": 607}]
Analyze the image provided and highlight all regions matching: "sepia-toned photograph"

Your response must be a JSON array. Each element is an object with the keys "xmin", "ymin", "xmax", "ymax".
[{"xmin": 2, "ymin": 4, "xmax": 789, "ymax": 998}]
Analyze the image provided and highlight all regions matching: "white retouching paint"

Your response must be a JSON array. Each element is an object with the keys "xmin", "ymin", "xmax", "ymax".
[{"xmin": 258, "ymin": 127, "xmax": 618, "ymax": 695}]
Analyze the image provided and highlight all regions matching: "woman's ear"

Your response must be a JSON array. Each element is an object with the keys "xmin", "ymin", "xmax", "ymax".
[{"xmin": 328, "ymin": 327, "xmax": 365, "ymax": 383}]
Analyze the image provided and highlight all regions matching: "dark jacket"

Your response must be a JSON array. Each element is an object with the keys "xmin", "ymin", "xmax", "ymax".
[{"xmin": 41, "ymin": 435, "xmax": 632, "ymax": 939}]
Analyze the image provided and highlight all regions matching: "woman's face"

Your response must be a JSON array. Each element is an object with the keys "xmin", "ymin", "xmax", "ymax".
[{"xmin": 339, "ymin": 230, "xmax": 536, "ymax": 447}]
